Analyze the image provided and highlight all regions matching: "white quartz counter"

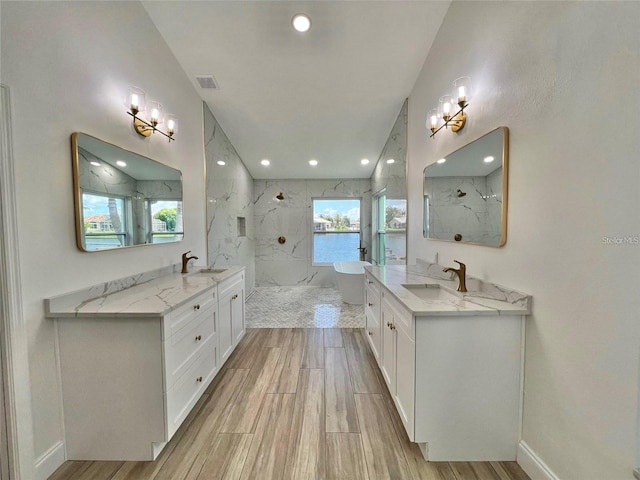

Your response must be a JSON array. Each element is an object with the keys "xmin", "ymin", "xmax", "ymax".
[
  {"xmin": 46, "ymin": 266, "xmax": 245, "ymax": 318},
  {"xmin": 365, "ymin": 264, "xmax": 531, "ymax": 316}
]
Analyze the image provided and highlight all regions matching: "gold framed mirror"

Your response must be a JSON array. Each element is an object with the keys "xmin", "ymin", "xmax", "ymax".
[
  {"xmin": 423, "ymin": 127, "xmax": 509, "ymax": 247},
  {"xmin": 71, "ymin": 133, "xmax": 183, "ymax": 252}
]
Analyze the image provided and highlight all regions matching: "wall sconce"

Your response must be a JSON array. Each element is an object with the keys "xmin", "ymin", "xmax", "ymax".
[
  {"xmin": 126, "ymin": 86, "xmax": 177, "ymax": 142},
  {"xmin": 427, "ymin": 76, "xmax": 470, "ymax": 138}
]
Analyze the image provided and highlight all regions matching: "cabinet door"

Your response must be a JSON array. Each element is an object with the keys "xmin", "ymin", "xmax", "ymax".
[
  {"xmin": 380, "ymin": 300, "xmax": 396, "ymax": 394},
  {"xmin": 219, "ymin": 294, "xmax": 234, "ymax": 364},
  {"xmin": 365, "ymin": 286, "xmax": 381, "ymax": 361},
  {"xmin": 231, "ymin": 284, "xmax": 245, "ymax": 345},
  {"xmin": 395, "ymin": 322, "xmax": 415, "ymax": 440}
]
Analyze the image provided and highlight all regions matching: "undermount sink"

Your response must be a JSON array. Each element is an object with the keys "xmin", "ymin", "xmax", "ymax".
[
  {"xmin": 196, "ymin": 268, "xmax": 230, "ymax": 275},
  {"xmin": 401, "ymin": 284, "xmax": 461, "ymax": 302}
]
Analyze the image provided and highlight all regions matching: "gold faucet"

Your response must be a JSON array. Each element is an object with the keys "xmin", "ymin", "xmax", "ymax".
[
  {"xmin": 443, "ymin": 260, "xmax": 467, "ymax": 292},
  {"xmin": 181, "ymin": 251, "xmax": 199, "ymax": 274}
]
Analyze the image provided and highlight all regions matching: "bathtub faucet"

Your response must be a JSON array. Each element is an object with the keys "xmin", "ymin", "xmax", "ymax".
[{"xmin": 357, "ymin": 246, "xmax": 367, "ymax": 261}]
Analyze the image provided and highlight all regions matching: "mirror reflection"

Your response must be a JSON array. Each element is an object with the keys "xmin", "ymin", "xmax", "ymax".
[
  {"xmin": 423, "ymin": 127, "xmax": 508, "ymax": 246},
  {"xmin": 72, "ymin": 133, "xmax": 183, "ymax": 251}
]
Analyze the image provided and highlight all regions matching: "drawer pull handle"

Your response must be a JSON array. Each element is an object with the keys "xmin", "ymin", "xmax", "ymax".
[
  {"xmin": 193, "ymin": 304, "xmax": 200, "ymax": 310},
  {"xmin": 196, "ymin": 376, "xmax": 203, "ymax": 383},
  {"xmin": 195, "ymin": 335, "xmax": 202, "ymax": 341},
  {"xmin": 368, "ymin": 302, "xmax": 373, "ymax": 307}
]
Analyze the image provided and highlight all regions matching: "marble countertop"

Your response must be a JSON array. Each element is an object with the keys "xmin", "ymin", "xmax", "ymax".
[
  {"xmin": 365, "ymin": 264, "xmax": 531, "ymax": 316},
  {"xmin": 46, "ymin": 266, "xmax": 245, "ymax": 319}
]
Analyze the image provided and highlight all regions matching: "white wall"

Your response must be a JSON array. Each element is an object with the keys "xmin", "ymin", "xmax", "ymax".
[
  {"xmin": 1, "ymin": 1, "xmax": 206, "ymax": 475},
  {"xmin": 408, "ymin": 2, "xmax": 640, "ymax": 479}
]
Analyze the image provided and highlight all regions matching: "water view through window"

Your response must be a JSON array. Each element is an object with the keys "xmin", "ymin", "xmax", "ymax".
[{"xmin": 313, "ymin": 198, "xmax": 361, "ymax": 264}]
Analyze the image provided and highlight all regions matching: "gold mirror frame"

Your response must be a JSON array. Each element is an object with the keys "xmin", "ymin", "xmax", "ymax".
[
  {"xmin": 71, "ymin": 132, "xmax": 184, "ymax": 252},
  {"xmin": 422, "ymin": 127, "xmax": 509, "ymax": 247}
]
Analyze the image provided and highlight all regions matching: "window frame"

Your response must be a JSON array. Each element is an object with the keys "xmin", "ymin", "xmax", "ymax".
[
  {"xmin": 80, "ymin": 190, "xmax": 131, "ymax": 251},
  {"xmin": 146, "ymin": 198, "xmax": 184, "ymax": 244},
  {"xmin": 311, "ymin": 197, "xmax": 362, "ymax": 266}
]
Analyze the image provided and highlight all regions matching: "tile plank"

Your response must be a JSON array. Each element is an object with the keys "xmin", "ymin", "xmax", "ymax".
[
  {"xmin": 66, "ymin": 461, "xmax": 123, "ymax": 480},
  {"xmin": 154, "ymin": 369, "xmax": 249, "ymax": 480},
  {"xmin": 323, "ymin": 328, "xmax": 343, "ymax": 347},
  {"xmin": 284, "ymin": 369, "xmax": 325, "ymax": 479},
  {"xmin": 240, "ymin": 394, "xmax": 296, "ymax": 479},
  {"xmin": 194, "ymin": 434, "xmax": 253, "ymax": 480},
  {"xmin": 48, "ymin": 461, "xmax": 92, "ymax": 480},
  {"xmin": 469, "ymin": 462, "xmax": 502, "ymax": 480},
  {"xmin": 497, "ymin": 462, "xmax": 531, "ymax": 480},
  {"xmin": 326, "ymin": 433, "xmax": 370, "ymax": 480},
  {"xmin": 263, "ymin": 328, "xmax": 292, "ymax": 348},
  {"xmin": 343, "ymin": 331, "xmax": 381, "ymax": 393},
  {"xmin": 354, "ymin": 393, "xmax": 411, "ymax": 479},
  {"xmin": 325, "ymin": 347, "xmax": 359, "ymax": 433},
  {"xmin": 432, "ymin": 462, "xmax": 458, "ymax": 480},
  {"xmin": 221, "ymin": 347, "xmax": 282, "ymax": 433},
  {"xmin": 225, "ymin": 328, "xmax": 266, "ymax": 369},
  {"xmin": 488, "ymin": 462, "xmax": 515, "ymax": 480},
  {"xmin": 301, "ymin": 328, "xmax": 324, "ymax": 368},
  {"xmin": 268, "ymin": 328, "xmax": 305, "ymax": 393}
]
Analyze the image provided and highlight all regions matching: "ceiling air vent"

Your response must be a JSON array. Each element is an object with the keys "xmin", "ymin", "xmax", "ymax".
[{"xmin": 195, "ymin": 75, "xmax": 219, "ymax": 90}]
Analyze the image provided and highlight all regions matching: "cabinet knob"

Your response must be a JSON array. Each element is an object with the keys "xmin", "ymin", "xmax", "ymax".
[
  {"xmin": 391, "ymin": 323, "xmax": 396, "ymax": 331},
  {"xmin": 387, "ymin": 322, "xmax": 391, "ymax": 328},
  {"xmin": 232, "ymin": 294, "xmax": 238, "ymax": 300},
  {"xmin": 368, "ymin": 281, "xmax": 373, "ymax": 285},
  {"xmin": 196, "ymin": 376, "xmax": 203, "ymax": 383},
  {"xmin": 368, "ymin": 302, "xmax": 373, "ymax": 307},
  {"xmin": 368, "ymin": 331, "xmax": 373, "ymax": 336},
  {"xmin": 195, "ymin": 335, "xmax": 202, "ymax": 341},
  {"xmin": 193, "ymin": 304, "xmax": 200, "ymax": 310}
]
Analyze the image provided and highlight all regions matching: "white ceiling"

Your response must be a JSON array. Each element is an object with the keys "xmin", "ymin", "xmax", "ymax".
[{"xmin": 142, "ymin": 1, "xmax": 450, "ymax": 179}]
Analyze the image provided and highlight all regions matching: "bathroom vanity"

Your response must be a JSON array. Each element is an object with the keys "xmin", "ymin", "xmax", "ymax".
[
  {"xmin": 364, "ymin": 263, "xmax": 530, "ymax": 461},
  {"xmin": 45, "ymin": 266, "xmax": 245, "ymax": 461}
]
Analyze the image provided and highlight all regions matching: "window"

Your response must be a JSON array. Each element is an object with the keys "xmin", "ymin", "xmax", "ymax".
[
  {"xmin": 312, "ymin": 198, "xmax": 361, "ymax": 265},
  {"xmin": 81, "ymin": 192, "xmax": 129, "ymax": 250},
  {"xmin": 147, "ymin": 199, "xmax": 184, "ymax": 243},
  {"xmin": 373, "ymin": 191, "xmax": 406, "ymax": 265}
]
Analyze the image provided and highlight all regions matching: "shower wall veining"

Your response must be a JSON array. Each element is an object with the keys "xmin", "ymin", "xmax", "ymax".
[
  {"xmin": 253, "ymin": 179, "xmax": 372, "ymax": 287},
  {"xmin": 204, "ymin": 104, "xmax": 256, "ymax": 294}
]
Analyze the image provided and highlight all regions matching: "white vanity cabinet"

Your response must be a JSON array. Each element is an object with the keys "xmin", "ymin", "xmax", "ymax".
[
  {"xmin": 364, "ymin": 271, "xmax": 381, "ymax": 360},
  {"xmin": 49, "ymin": 267, "xmax": 247, "ymax": 462},
  {"xmin": 380, "ymin": 291, "xmax": 415, "ymax": 440},
  {"xmin": 364, "ymin": 266, "xmax": 527, "ymax": 462},
  {"xmin": 217, "ymin": 269, "xmax": 245, "ymax": 365}
]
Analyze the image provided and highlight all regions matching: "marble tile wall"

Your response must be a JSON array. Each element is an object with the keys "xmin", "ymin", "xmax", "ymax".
[
  {"xmin": 204, "ymin": 104, "xmax": 256, "ymax": 294},
  {"xmin": 254, "ymin": 179, "xmax": 372, "ymax": 287}
]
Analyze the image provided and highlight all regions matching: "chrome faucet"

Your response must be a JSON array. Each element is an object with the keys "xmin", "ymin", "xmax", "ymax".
[
  {"xmin": 443, "ymin": 260, "xmax": 467, "ymax": 292},
  {"xmin": 181, "ymin": 251, "xmax": 199, "ymax": 274}
]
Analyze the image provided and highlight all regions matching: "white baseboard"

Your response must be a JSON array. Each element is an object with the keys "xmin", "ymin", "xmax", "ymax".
[
  {"xmin": 517, "ymin": 441, "xmax": 559, "ymax": 480},
  {"xmin": 35, "ymin": 441, "xmax": 65, "ymax": 480}
]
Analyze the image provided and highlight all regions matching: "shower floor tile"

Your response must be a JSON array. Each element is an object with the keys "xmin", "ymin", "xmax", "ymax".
[{"xmin": 246, "ymin": 286, "xmax": 365, "ymax": 328}]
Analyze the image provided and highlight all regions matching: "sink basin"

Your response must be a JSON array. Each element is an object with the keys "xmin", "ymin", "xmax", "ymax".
[
  {"xmin": 401, "ymin": 284, "xmax": 460, "ymax": 302},
  {"xmin": 195, "ymin": 268, "xmax": 230, "ymax": 275}
]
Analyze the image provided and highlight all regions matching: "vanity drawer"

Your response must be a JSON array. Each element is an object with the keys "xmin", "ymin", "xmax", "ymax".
[
  {"xmin": 365, "ymin": 285, "xmax": 380, "ymax": 319},
  {"xmin": 383, "ymin": 291, "xmax": 414, "ymax": 339},
  {"xmin": 218, "ymin": 271, "xmax": 244, "ymax": 299},
  {"xmin": 164, "ymin": 288, "xmax": 216, "ymax": 339},
  {"xmin": 365, "ymin": 272, "xmax": 380, "ymax": 296},
  {"xmin": 166, "ymin": 340, "xmax": 217, "ymax": 438},
  {"xmin": 164, "ymin": 304, "xmax": 216, "ymax": 390}
]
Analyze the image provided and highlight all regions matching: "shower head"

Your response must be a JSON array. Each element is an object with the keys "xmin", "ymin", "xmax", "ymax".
[{"xmin": 456, "ymin": 189, "xmax": 467, "ymax": 197}]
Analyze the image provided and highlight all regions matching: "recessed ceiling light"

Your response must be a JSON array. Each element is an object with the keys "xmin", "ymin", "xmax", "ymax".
[
  {"xmin": 116, "ymin": 160, "xmax": 127, "ymax": 167},
  {"xmin": 217, "ymin": 160, "xmax": 226, "ymax": 166},
  {"xmin": 437, "ymin": 158, "xmax": 446, "ymax": 164},
  {"xmin": 386, "ymin": 159, "xmax": 395, "ymax": 164},
  {"xmin": 292, "ymin": 13, "xmax": 311, "ymax": 33},
  {"xmin": 90, "ymin": 161, "xmax": 101, "ymax": 167},
  {"xmin": 261, "ymin": 159, "xmax": 270, "ymax": 166},
  {"xmin": 309, "ymin": 159, "xmax": 318, "ymax": 166},
  {"xmin": 361, "ymin": 158, "xmax": 370, "ymax": 165},
  {"xmin": 484, "ymin": 156, "xmax": 495, "ymax": 163}
]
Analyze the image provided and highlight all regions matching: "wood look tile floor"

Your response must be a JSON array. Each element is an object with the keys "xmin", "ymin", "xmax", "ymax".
[{"xmin": 50, "ymin": 328, "xmax": 531, "ymax": 480}]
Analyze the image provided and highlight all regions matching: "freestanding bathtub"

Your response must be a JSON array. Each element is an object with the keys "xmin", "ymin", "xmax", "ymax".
[{"xmin": 333, "ymin": 260, "xmax": 372, "ymax": 305}]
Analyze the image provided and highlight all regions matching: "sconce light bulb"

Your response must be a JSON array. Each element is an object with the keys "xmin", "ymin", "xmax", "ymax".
[
  {"xmin": 150, "ymin": 109, "xmax": 159, "ymax": 126},
  {"xmin": 457, "ymin": 86, "xmax": 466, "ymax": 104},
  {"xmin": 130, "ymin": 94, "xmax": 139, "ymax": 114},
  {"xmin": 167, "ymin": 119, "xmax": 175, "ymax": 136}
]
